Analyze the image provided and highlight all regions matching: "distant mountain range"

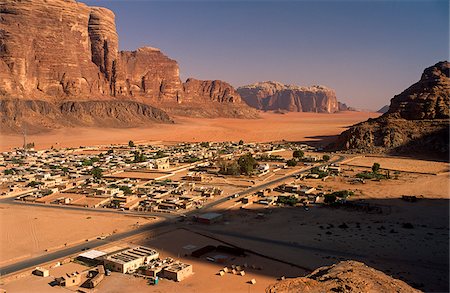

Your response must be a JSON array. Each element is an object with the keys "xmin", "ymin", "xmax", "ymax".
[{"xmin": 332, "ymin": 61, "xmax": 449, "ymax": 159}]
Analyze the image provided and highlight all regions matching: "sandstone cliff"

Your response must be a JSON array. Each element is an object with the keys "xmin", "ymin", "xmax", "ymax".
[
  {"xmin": 332, "ymin": 61, "xmax": 449, "ymax": 159},
  {"xmin": 0, "ymin": 99, "xmax": 172, "ymax": 134},
  {"xmin": 237, "ymin": 81, "xmax": 340, "ymax": 113},
  {"xmin": 0, "ymin": 0, "xmax": 256, "ymax": 133},
  {"xmin": 266, "ymin": 261, "xmax": 421, "ymax": 293}
]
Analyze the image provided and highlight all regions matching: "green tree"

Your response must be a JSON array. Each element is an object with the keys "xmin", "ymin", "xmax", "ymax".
[
  {"xmin": 372, "ymin": 163, "xmax": 380, "ymax": 173},
  {"xmin": 238, "ymin": 153, "xmax": 257, "ymax": 175},
  {"xmin": 91, "ymin": 167, "xmax": 103, "ymax": 180},
  {"xmin": 286, "ymin": 159, "xmax": 297, "ymax": 167},
  {"xmin": 128, "ymin": 140, "xmax": 135, "ymax": 148},
  {"xmin": 238, "ymin": 139, "xmax": 244, "ymax": 145},
  {"xmin": 322, "ymin": 155, "xmax": 330, "ymax": 162},
  {"xmin": 119, "ymin": 186, "xmax": 132, "ymax": 195},
  {"xmin": 293, "ymin": 150, "xmax": 304, "ymax": 159},
  {"xmin": 133, "ymin": 151, "xmax": 147, "ymax": 163},
  {"xmin": 61, "ymin": 167, "xmax": 69, "ymax": 175}
]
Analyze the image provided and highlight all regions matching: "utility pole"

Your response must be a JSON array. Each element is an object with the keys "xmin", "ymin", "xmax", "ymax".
[{"xmin": 22, "ymin": 125, "xmax": 27, "ymax": 151}]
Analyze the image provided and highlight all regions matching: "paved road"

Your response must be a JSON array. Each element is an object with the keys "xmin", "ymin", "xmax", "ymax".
[{"xmin": 0, "ymin": 155, "xmax": 344, "ymax": 276}]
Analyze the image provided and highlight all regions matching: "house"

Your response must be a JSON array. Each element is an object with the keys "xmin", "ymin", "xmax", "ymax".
[
  {"xmin": 154, "ymin": 157, "xmax": 170, "ymax": 170},
  {"xmin": 55, "ymin": 272, "xmax": 81, "ymax": 287},
  {"xmin": 85, "ymin": 265, "xmax": 105, "ymax": 288}
]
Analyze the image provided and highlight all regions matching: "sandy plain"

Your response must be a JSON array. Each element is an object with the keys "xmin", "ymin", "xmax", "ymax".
[
  {"xmin": 0, "ymin": 204, "xmax": 155, "ymax": 266},
  {"xmin": 0, "ymin": 111, "xmax": 379, "ymax": 151}
]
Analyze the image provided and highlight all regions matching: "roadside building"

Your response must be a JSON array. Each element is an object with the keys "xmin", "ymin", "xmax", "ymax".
[
  {"xmin": 103, "ymin": 246, "xmax": 159, "ymax": 273},
  {"xmin": 195, "ymin": 212, "xmax": 223, "ymax": 224},
  {"xmin": 33, "ymin": 267, "xmax": 49, "ymax": 277}
]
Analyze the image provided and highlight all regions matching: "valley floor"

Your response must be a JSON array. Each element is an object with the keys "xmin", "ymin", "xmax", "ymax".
[{"xmin": 0, "ymin": 111, "xmax": 379, "ymax": 151}]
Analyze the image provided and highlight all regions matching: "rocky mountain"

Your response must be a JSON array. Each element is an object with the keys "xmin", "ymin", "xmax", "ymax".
[
  {"xmin": 377, "ymin": 105, "xmax": 389, "ymax": 113},
  {"xmin": 266, "ymin": 261, "xmax": 421, "ymax": 293},
  {"xmin": 0, "ymin": 0, "xmax": 255, "ymax": 133},
  {"xmin": 332, "ymin": 61, "xmax": 449, "ymax": 159},
  {"xmin": 237, "ymin": 81, "xmax": 340, "ymax": 113}
]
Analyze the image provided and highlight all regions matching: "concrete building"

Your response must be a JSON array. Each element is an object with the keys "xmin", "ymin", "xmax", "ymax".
[
  {"xmin": 86, "ymin": 265, "xmax": 105, "ymax": 288},
  {"xmin": 162, "ymin": 263, "xmax": 193, "ymax": 281},
  {"xmin": 103, "ymin": 246, "xmax": 159, "ymax": 273},
  {"xmin": 154, "ymin": 157, "xmax": 170, "ymax": 170},
  {"xmin": 33, "ymin": 267, "xmax": 49, "ymax": 277},
  {"xmin": 196, "ymin": 212, "xmax": 223, "ymax": 224},
  {"xmin": 55, "ymin": 272, "xmax": 81, "ymax": 287}
]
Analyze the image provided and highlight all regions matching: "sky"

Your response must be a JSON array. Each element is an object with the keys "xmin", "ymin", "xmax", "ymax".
[{"xmin": 83, "ymin": 0, "xmax": 448, "ymax": 110}]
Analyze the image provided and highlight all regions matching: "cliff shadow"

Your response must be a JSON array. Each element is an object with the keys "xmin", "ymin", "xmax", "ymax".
[{"xmin": 133, "ymin": 197, "xmax": 449, "ymax": 292}]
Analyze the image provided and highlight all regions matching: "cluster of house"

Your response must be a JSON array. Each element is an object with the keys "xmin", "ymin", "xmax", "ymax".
[
  {"xmin": 2, "ymin": 141, "xmax": 323, "ymax": 214},
  {"xmin": 33, "ymin": 245, "xmax": 193, "ymax": 289},
  {"xmin": 241, "ymin": 183, "xmax": 322, "ymax": 207}
]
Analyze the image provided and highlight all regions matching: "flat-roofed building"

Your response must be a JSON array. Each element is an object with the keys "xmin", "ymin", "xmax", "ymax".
[
  {"xmin": 103, "ymin": 246, "xmax": 159, "ymax": 273},
  {"xmin": 162, "ymin": 262, "xmax": 193, "ymax": 281},
  {"xmin": 196, "ymin": 212, "xmax": 223, "ymax": 224}
]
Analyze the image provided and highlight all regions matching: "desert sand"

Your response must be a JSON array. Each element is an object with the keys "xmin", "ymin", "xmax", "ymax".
[
  {"xmin": 0, "ymin": 111, "xmax": 379, "ymax": 151},
  {"xmin": 342, "ymin": 156, "xmax": 449, "ymax": 174},
  {"xmin": 0, "ymin": 204, "xmax": 155, "ymax": 266}
]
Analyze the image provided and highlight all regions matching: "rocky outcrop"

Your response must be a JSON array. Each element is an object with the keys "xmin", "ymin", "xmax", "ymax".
[
  {"xmin": 266, "ymin": 261, "xmax": 421, "ymax": 293},
  {"xmin": 0, "ymin": 0, "xmax": 256, "ymax": 133},
  {"xmin": 183, "ymin": 78, "xmax": 242, "ymax": 103},
  {"xmin": 0, "ymin": 99, "xmax": 172, "ymax": 134},
  {"xmin": 387, "ymin": 61, "xmax": 449, "ymax": 119},
  {"xmin": 237, "ymin": 81, "xmax": 340, "ymax": 113},
  {"xmin": 377, "ymin": 105, "xmax": 389, "ymax": 113},
  {"xmin": 115, "ymin": 47, "xmax": 183, "ymax": 101},
  {"xmin": 332, "ymin": 61, "xmax": 450, "ymax": 159}
]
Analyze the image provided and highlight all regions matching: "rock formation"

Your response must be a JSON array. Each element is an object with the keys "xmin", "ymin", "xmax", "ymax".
[
  {"xmin": 0, "ymin": 0, "xmax": 256, "ymax": 133},
  {"xmin": 237, "ymin": 81, "xmax": 340, "ymax": 113},
  {"xmin": 266, "ymin": 261, "xmax": 421, "ymax": 293},
  {"xmin": 332, "ymin": 61, "xmax": 449, "ymax": 159},
  {"xmin": 0, "ymin": 99, "xmax": 172, "ymax": 134},
  {"xmin": 377, "ymin": 105, "xmax": 389, "ymax": 113}
]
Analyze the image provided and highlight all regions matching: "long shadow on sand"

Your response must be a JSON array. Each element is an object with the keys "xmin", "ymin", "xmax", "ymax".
[{"xmin": 134, "ymin": 197, "xmax": 449, "ymax": 292}]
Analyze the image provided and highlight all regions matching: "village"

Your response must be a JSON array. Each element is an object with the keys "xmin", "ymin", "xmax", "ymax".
[
  {"xmin": 1, "ymin": 140, "xmax": 448, "ymax": 292},
  {"xmin": 0, "ymin": 140, "xmax": 355, "ymax": 216}
]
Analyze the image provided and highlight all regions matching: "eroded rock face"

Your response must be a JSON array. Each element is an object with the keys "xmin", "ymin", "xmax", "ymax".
[
  {"xmin": 238, "ymin": 81, "xmax": 340, "ymax": 113},
  {"xmin": 115, "ymin": 47, "xmax": 183, "ymax": 101},
  {"xmin": 332, "ymin": 61, "xmax": 450, "ymax": 159},
  {"xmin": 0, "ymin": 0, "xmax": 116, "ymax": 98},
  {"xmin": 183, "ymin": 78, "xmax": 242, "ymax": 103},
  {"xmin": 0, "ymin": 99, "xmax": 173, "ymax": 134},
  {"xmin": 266, "ymin": 261, "xmax": 422, "ymax": 293},
  {"xmin": 0, "ymin": 0, "xmax": 257, "ymax": 132}
]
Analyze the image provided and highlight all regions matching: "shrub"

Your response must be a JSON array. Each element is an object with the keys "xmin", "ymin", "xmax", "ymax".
[
  {"xmin": 372, "ymin": 162, "xmax": 381, "ymax": 173},
  {"xmin": 286, "ymin": 159, "xmax": 297, "ymax": 167}
]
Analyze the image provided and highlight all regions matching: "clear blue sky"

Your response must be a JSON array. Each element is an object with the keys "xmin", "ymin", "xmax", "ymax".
[{"xmin": 84, "ymin": 0, "xmax": 448, "ymax": 110}]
